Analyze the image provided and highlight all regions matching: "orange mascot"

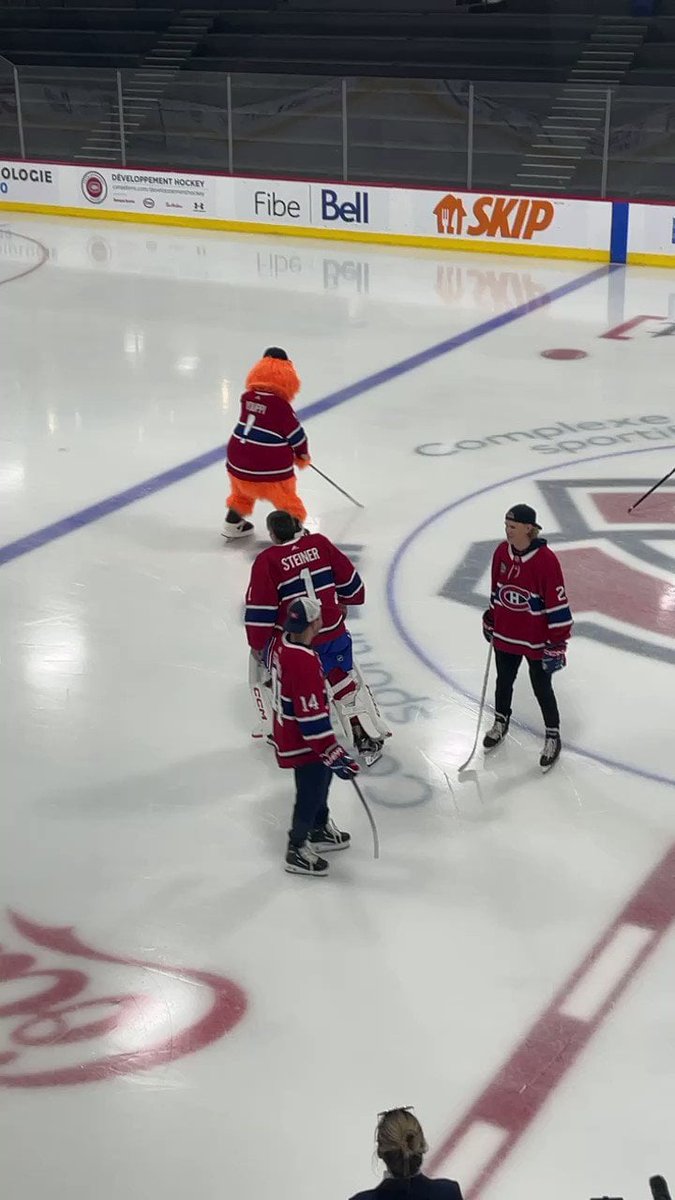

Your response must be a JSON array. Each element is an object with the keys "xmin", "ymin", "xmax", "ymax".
[{"xmin": 223, "ymin": 346, "xmax": 310, "ymax": 540}]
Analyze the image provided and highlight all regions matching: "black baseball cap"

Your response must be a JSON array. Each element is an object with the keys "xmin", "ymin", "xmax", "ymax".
[
  {"xmin": 505, "ymin": 504, "xmax": 541, "ymax": 530},
  {"xmin": 263, "ymin": 346, "xmax": 288, "ymax": 360}
]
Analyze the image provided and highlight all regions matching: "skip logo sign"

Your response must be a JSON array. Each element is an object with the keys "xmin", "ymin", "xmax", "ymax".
[{"xmin": 434, "ymin": 193, "xmax": 555, "ymax": 241}]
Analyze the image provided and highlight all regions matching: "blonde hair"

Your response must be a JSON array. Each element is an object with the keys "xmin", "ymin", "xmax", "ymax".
[{"xmin": 376, "ymin": 1108, "xmax": 428, "ymax": 1180}]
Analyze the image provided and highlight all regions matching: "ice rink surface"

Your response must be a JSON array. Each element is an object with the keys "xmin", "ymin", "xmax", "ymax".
[{"xmin": 1, "ymin": 215, "xmax": 674, "ymax": 1200}]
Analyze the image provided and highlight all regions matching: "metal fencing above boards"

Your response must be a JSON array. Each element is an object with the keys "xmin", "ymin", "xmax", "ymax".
[{"xmin": 1, "ymin": 66, "xmax": 674, "ymax": 200}]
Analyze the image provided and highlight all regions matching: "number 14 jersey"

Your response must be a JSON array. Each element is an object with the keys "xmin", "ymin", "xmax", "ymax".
[
  {"xmin": 245, "ymin": 532, "xmax": 365, "ymax": 655},
  {"xmin": 270, "ymin": 635, "xmax": 341, "ymax": 768}
]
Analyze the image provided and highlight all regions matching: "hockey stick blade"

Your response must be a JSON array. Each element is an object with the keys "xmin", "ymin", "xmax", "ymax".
[
  {"xmin": 310, "ymin": 463, "xmax": 364, "ymax": 509},
  {"xmin": 351, "ymin": 778, "xmax": 380, "ymax": 859},
  {"xmin": 627, "ymin": 465, "xmax": 675, "ymax": 513},
  {"xmin": 457, "ymin": 643, "xmax": 493, "ymax": 773}
]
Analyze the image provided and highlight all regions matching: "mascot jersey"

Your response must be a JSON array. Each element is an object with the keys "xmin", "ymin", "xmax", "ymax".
[
  {"xmin": 227, "ymin": 389, "xmax": 308, "ymax": 482},
  {"xmin": 227, "ymin": 353, "xmax": 308, "ymax": 484}
]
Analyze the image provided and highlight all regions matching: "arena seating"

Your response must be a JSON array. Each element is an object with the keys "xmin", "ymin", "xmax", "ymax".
[
  {"xmin": 2, "ymin": 0, "xmax": 675, "ymax": 198},
  {"xmin": 0, "ymin": 3, "xmax": 600, "ymax": 79},
  {"xmin": 2, "ymin": 1, "xmax": 675, "ymax": 84},
  {"xmin": 0, "ymin": 6, "xmax": 174, "ymax": 69}
]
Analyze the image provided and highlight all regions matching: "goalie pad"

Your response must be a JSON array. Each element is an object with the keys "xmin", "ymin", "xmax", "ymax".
[
  {"xmin": 248, "ymin": 651, "xmax": 273, "ymax": 738},
  {"xmin": 326, "ymin": 661, "xmax": 391, "ymax": 748}
]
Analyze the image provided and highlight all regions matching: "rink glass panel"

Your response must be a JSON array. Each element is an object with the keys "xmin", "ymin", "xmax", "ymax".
[
  {"xmin": 3, "ymin": 66, "xmax": 675, "ymax": 201},
  {"xmin": 15, "ymin": 68, "xmax": 122, "ymax": 164}
]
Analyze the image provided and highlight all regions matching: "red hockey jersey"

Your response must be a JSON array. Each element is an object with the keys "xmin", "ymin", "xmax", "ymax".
[
  {"xmin": 245, "ymin": 532, "xmax": 365, "ymax": 655},
  {"xmin": 226, "ymin": 387, "xmax": 309, "ymax": 483},
  {"xmin": 270, "ymin": 634, "xmax": 341, "ymax": 768},
  {"xmin": 490, "ymin": 538, "xmax": 573, "ymax": 660}
]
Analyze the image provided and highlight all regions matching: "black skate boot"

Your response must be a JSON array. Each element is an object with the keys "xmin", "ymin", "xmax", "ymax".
[
  {"xmin": 483, "ymin": 714, "xmax": 509, "ymax": 751},
  {"xmin": 308, "ymin": 817, "xmax": 351, "ymax": 852},
  {"xmin": 285, "ymin": 840, "xmax": 329, "ymax": 877},
  {"xmin": 355, "ymin": 729, "xmax": 381, "ymax": 768},
  {"xmin": 222, "ymin": 508, "xmax": 254, "ymax": 540},
  {"xmin": 353, "ymin": 729, "xmax": 384, "ymax": 767},
  {"xmin": 540, "ymin": 729, "xmax": 561, "ymax": 773}
]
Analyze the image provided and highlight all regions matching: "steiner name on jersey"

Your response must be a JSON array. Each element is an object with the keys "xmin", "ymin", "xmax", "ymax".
[
  {"xmin": 280, "ymin": 545, "xmax": 320, "ymax": 570},
  {"xmin": 245, "ymin": 533, "xmax": 365, "ymax": 654}
]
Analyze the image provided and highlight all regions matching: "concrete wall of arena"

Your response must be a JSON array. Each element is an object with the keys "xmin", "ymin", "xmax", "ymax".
[{"xmin": 0, "ymin": 157, "xmax": 673, "ymax": 266}]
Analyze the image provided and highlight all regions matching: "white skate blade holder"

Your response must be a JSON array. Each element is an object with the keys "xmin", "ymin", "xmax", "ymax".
[{"xmin": 361, "ymin": 744, "xmax": 384, "ymax": 768}]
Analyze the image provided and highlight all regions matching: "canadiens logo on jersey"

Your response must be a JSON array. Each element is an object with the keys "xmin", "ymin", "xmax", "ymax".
[
  {"xmin": 441, "ymin": 475, "xmax": 675, "ymax": 664},
  {"xmin": 500, "ymin": 586, "xmax": 530, "ymax": 610}
]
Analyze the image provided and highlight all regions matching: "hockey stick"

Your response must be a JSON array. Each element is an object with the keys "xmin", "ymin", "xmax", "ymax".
[
  {"xmin": 627, "ymin": 466, "xmax": 675, "ymax": 513},
  {"xmin": 457, "ymin": 642, "xmax": 493, "ymax": 773},
  {"xmin": 351, "ymin": 778, "xmax": 380, "ymax": 859},
  {"xmin": 310, "ymin": 464, "xmax": 364, "ymax": 509}
]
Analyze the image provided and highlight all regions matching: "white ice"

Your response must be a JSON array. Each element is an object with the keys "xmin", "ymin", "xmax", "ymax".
[{"xmin": 1, "ymin": 215, "xmax": 674, "ymax": 1200}]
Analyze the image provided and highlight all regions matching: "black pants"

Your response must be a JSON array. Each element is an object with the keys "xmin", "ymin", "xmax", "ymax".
[
  {"xmin": 494, "ymin": 649, "xmax": 560, "ymax": 730},
  {"xmin": 290, "ymin": 760, "xmax": 333, "ymax": 847}
]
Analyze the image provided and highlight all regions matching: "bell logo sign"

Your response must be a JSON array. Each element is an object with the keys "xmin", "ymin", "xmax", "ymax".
[{"xmin": 433, "ymin": 193, "xmax": 555, "ymax": 241}]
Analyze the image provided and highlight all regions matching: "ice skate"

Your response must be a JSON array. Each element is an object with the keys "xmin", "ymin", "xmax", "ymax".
[
  {"xmin": 483, "ymin": 714, "xmax": 509, "ymax": 751},
  {"xmin": 222, "ymin": 509, "xmax": 254, "ymax": 540},
  {"xmin": 308, "ymin": 817, "xmax": 351, "ymax": 852},
  {"xmin": 540, "ymin": 730, "xmax": 561, "ymax": 773},
  {"xmin": 285, "ymin": 840, "xmax": 329, "ymax": 876},
  {"xmin": 353, "ymin": 726, "xmax": 385, "ymax": 766}
]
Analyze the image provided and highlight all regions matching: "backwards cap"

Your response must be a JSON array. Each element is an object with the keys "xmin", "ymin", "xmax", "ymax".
[
  {"xmin": 285, "ymin": 596, "xmax": 322, "ymax": 634},
  {"xmin": 505, "ymin": 503, "xmax": 541, "ymax": 531}
]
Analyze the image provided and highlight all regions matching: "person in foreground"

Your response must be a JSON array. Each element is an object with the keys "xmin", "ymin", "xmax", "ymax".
[
  {"xmin": 349, "ymin": 1108, "xmax": 464, "ymax": 1200},
  {"xmin": 270, "ymin": 595, "xmax": 359, "ymax": 876},
  {"xmin": 482, "ymin": 503, "xmax": 573, "ymax": 772}
]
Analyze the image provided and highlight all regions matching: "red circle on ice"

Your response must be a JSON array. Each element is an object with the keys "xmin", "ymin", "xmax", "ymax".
[{"xmin": 540, "ymin": 348, "xmax": 588, "ymax": 360}]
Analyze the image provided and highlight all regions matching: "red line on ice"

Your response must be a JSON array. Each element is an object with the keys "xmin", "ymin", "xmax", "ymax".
[{"xmin": 428, "ymin": 844, "xmax": 675, "ymax": 1196}]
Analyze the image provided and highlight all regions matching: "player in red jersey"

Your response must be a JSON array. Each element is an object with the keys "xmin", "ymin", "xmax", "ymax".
[
  {"xmin": 223, "ymin": 346, "xmax": 311, "ymax": 540},
  {"xmin": 481, "ymin": 504, "xmax": 573, "ymax": 772},
  {"xmin": 270, "ymin": 596, "xmax": 359, "ymax": 877},
  {"xmin": 246, "ymin": 510, "xmax": 391, "ymax": 764}
]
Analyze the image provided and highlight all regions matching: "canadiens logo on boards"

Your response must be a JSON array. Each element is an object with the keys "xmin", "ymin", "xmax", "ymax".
[{"xmin": 81, "ymin": 170, "xmax": 108, "ymax": 205}]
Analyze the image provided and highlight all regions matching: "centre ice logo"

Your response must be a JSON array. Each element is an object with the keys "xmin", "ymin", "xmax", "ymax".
[
  {"xmin": 433, "ymin": 193, "xmax": 555, "ymax": 241},
  {"xmin": 0, "ymin": 911, "xmax": 247, "ymax": 1087},
  {"xmin": 441, "ymin": 476, "xmax": 675, "ymax": 665}
]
